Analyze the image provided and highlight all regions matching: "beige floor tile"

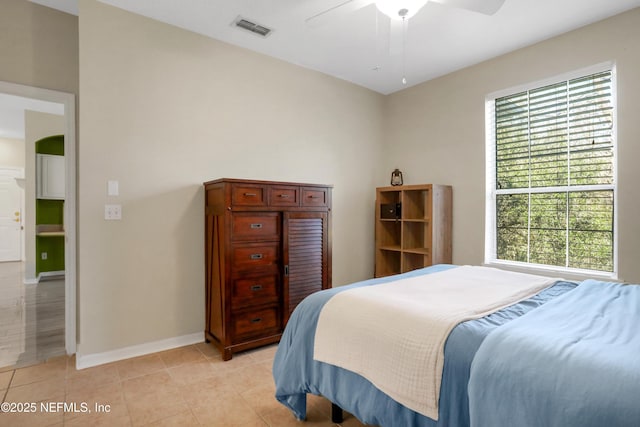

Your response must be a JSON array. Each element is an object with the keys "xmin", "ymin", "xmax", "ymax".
[
  {"xmin": 10, "ymin": 356, "xmax": 67, "ymax": 387},
  {"xmin": 121, "ymin": 370, "xmax": 178, "ymax": 402},
  {"xmin": 247, "ymin": 344, "xmax": 279, "ymax": 363},
  {"xmin": 260, "ymin": 403, "xmax": 337, "ymax": 427},
  {"xmin": 220, "ymin": 360, "xmax": 274, "ymax": 394},
  {"xmin": 193, "ymin": 342, "xmax": 221, "ymax": 359},
  {"xmin": 191, "ymin": 394, "xmax": 268, "ymax": 427},
  {"xmin": 115, "ymin": 354, "xmax": 166, "ymax": 380},
  {"xmin": 339, "ymin": 413, "xmax": 369, "ymax": 426},
  {"xmin": 126, "ymin": 389, "xmax": 189, "ymax": 426},
  {"xmin": 144, "ymin": 409, "xmax": 200, "ymax": 426},
  {"xmin": 166, "ymin": 359, "xmax": 217, "ymax": 386},
  {"xmin": 0, "ymin": 370, "xmax": 13, "ymax": 390},
  {"xmin": 66, "ymin": 363, "xmax": 120, "ymax": 394},
  {"xmin": 158, "ymin": 345, "xmax": 205, "ymax": 368},
  {"xmin": 64, "ymin": 412, "xmax": 132, "ymax": 427},
  {"xmin": 65, "ymin": 381, "xmax": 127, "ymax": 422},
  {"xmin": 179, "ymin": 376, "xmax": 238, "ymax": 408},
  {"xmin": 4, "ymin": 376, "xmax": 65, "ymax": 403},
  {"xmin": 65, "ymin": 380, "xmax": 125, "ymax": 407},
  {"xmin": 209, "ymin": 351, "xmax": 256, "ymax": 373},
  {"xmin": 240, "ymin": 382, "xmax": 281, "ymax": 417},
  {"xmin": 0, "ymin": 407, "xmax": 64, "ymax": 427}
]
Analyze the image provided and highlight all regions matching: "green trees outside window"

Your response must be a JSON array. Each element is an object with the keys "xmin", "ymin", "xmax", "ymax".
[{"xmin": 492, "ymin": 70, "xmax": 614, "ymax": 272}]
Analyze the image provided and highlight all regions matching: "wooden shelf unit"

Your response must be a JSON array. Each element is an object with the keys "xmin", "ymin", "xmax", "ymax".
[{"xmin": 375, "ymin": 184, "xmax": 452, "ymax": 277}]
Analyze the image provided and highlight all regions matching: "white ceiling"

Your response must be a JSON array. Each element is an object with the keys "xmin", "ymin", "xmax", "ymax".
[{"xmin": 25, "ymin": 0, "xmax": 640, "ymax": 95}]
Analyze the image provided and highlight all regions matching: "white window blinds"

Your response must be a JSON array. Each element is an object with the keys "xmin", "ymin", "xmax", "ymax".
[{"xmin": 490, "ymin": 70, "xmax": 615, "ymax": 273}]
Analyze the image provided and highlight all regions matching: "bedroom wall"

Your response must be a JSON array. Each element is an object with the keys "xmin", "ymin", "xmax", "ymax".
[
  {"xmin": 381, "ymin": 8, "xmax": 640, "ymax": 283},
  {"xmin": 77, "ymin": 0, "xmax": 384, "ymax": 356}
]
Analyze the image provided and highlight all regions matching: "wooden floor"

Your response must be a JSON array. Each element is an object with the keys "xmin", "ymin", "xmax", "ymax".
[{"xmin": 0, "ymin": 261, "xmax": 65, "ymax": 370}]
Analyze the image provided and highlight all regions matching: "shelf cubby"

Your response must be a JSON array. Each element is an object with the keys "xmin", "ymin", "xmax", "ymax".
[
  {"xmin": 374, "ymin": 184, "xmax": 452, "ymax": 277},
  {"xmin": 376, "ymin": 249, "xmax": 401, "ymax": 277}
]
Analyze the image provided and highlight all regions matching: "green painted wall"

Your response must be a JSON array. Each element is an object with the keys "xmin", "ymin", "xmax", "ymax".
[
  {"xmin": 36, "ymin": 135, "xmax": 64, "ymax": 155},
  {"xmin": 35, "ymin": 135, "xmax": 65, "ymax": 275}
]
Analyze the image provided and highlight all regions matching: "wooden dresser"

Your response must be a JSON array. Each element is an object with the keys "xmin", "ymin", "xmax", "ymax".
[{"xmin": 204, "ymin": 178, "xmax": 332, "ymax": 360}]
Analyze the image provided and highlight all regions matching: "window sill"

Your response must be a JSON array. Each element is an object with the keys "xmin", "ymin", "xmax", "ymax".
[{"xmin": 483, "ymin": 260, "xmax": 620, "ymax": 283}]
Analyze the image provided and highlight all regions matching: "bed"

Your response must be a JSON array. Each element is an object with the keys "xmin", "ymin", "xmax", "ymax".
[{"xmin": 272, "ymin": 264, "xmax": 640, "ymax": 427}]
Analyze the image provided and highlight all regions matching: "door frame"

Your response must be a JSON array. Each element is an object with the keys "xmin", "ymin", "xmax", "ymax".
[{"xmin": 0, "ymin": 80, "xmax": 77, "ymax": 356}]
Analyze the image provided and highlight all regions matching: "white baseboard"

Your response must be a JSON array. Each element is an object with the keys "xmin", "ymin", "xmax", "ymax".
[
  {"xmin": 23, "ymin": 271, "xmax": 65, "ymax": 285},
  {"xmin": 75, "ymin": 332, "xmax": 204, "ymax": 370},
  {"xmin": 39, "ymin": 271, "xmax": 65, "ymax": 280}
]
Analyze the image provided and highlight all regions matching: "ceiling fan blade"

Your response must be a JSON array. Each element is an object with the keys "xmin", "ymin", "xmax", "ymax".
[
  {"xmin": 430, "ymin": 0, "xmax": 506, "ymax": 15},
  {"xmin": 305, "ymin": 0, "xmax": 374, "ymax": 27}
]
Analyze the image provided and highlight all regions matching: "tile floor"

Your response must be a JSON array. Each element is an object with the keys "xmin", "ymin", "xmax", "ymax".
[{"xmin": 0, "ymin": 343, "xmax": 369, "ymax": 426}]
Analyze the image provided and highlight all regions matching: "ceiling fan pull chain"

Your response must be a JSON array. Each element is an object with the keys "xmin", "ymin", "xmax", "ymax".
[
  {"xmin": 402, "ymin": 16, "xmax": 407, "ymax": 85},
  {"xmin": 375, "ymin": 7, "xmax": 381, "ymax": 71}
]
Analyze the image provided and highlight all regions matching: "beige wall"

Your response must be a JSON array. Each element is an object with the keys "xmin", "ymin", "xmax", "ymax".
[
  {"xmin": 0, "ymin": 137, "xmax": 25, "ymax": 168},
  {"xmin": 382, "ymin": 8, "xmax": 640, "ymax": 282},
  {"xmin": 0, "ymin": 0, "xmax": 78, "ymax": 95},
  {"xmin": 77, "ymin": 0, "xmax": 384, "ymax": 354}
]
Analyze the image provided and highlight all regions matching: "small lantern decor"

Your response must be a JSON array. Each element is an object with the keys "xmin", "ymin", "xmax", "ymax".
[{"xmin": 390, "ymin": 169, "xmax": 403, "ymax": 186}]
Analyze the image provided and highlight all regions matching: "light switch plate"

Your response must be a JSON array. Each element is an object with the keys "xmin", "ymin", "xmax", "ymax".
[
  {"xmin": 108, "ymin": 180, "xmax": 119, "ymax": 196},
  {"xmin": 105, "ymin": 204, "xmax": 122, "ymax": 220}
]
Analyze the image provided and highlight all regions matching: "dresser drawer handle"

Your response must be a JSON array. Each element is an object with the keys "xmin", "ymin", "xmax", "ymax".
[
  {"xmin": 308, "ymin": 195, "xmax": 320, "ymax": 199},
  {"xmin": 244, "ymin": 192, "xmax": 257, "ymax": 197},
  {"xmin": 278, "ymin": 194, "xmax": 290, "ymax": 198},
  {"xmin": 250, "ymin": 223, "xmax": 263, "ymax": 229},
  {"xmin": 250, "ymin": 317, "xmax": 262, "ymax": 324},
  {"xmin": 250, "ymin": 253, "xmax": 263, "ymax": 260},
  {"xmin": 250, "ymin": 285, "xmax": 263, "ymax": 291}
]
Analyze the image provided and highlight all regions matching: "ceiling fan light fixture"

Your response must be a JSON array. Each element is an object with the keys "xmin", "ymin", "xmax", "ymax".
[{"xmin": 375, "ymin": 0, "xmax": 428, "ymax": 20}]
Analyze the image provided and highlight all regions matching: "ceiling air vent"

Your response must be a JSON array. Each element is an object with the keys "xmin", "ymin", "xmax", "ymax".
[{"xmin": 233, "ymin": 16, "xmax": 273, "ymax": 37}]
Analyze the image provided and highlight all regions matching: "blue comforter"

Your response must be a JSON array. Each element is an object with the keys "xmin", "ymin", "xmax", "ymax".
[
  {"xmin": 469, "ymin": 279, "xmax": 640, "ymax": 427},
  {"xmin": 273, "ymin": 265, "xmax": 577, "ymax": 427}
]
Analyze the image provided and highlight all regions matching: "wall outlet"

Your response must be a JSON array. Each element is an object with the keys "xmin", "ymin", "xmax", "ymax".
[
  {"xmin": 41, "ymin": 252, "xmax": 47, "ymax": 260},
  {"xmin": 105, "ymin": 204, "xmax": 122, "ymax": 220}
]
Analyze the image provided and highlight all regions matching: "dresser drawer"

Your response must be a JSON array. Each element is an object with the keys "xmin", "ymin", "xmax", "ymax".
[
  {"xmin": 232, "ymin": 243, "xmax": 279, "ymax": 270},
  {"xmin": 232, "ymin": 184, "xmax": 267, "ymax": 207},
  {"xmin": 232, "ymin": 307, "xmax": 279, "ymax": 339},
  {"xmin": 232, "ymin": 213, "xmax": 280, "ymax": 241},
  {"xmin": 269, "ymin": 185, "xmax": 299, "ymax": 207},
  {"xmin": 301, "ymin": 187, "xmax": 328, "ymax": 207},
  {"xmin": 232, "ymin": 274, "xmax": 278, "ymax": 308}
]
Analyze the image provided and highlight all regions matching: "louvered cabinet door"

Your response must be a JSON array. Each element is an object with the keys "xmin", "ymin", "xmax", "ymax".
[{"xmin": 283, "ymin": 211, "xmax": 329, "ymax": 325}]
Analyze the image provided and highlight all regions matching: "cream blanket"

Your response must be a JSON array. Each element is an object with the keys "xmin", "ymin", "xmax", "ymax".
[{"xmin": 313, "ymin": 266, "xmax": 558, "ymax": 420}]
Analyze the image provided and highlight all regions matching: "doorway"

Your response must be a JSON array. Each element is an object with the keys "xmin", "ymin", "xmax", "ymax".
[{"xmin": 0, "ymin": 80, "xmax": 76, "ymax": 369}]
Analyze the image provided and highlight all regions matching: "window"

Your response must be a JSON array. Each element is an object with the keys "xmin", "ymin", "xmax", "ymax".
[{"xmin": 485, "ymin": 67, "xmax": 616, "ymax": 276}]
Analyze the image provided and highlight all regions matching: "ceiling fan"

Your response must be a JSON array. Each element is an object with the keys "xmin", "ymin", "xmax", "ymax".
[
  {"xmin": 305, "ymin": 0, "xmax": 506, "ymax": 26},
  {"xmin": 305, "ymin": 0, "xmax": 505, "ymax": 84}
]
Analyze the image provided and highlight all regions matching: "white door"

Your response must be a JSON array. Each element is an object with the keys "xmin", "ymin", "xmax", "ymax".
[{"xmin": 0, "ymin": 174, "xmax": 22, "ymax": 262}]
